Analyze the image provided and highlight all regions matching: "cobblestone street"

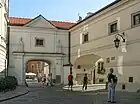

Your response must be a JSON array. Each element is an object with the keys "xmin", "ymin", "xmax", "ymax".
[{"xmin": 1, "ymin": 84, "xmax": 140, "ymax": 104}]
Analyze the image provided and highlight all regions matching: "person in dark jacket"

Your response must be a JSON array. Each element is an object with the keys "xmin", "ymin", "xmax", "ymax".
[
  {"xmin": 82, "ymin": 73, "xmax": 88, "ymax": 91},
  {"xmin": 107, "ymin": 68, "xmax": 117, "ymax": 103}
]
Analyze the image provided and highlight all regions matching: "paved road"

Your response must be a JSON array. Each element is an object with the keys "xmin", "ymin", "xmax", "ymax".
[{"xmin": 1, "ymin": 83, "xmax": 140, "ymax": 104}]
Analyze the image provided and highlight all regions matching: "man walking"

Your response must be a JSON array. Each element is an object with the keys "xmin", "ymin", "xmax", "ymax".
[
  {"xmin": 68, "ymin": 72, "xmax": 73, "ymax": 91},
  {"xmin": 107, "ymin": 68, "xmax": 117, "ymax": 103},
  {"xmin": 82, "ymin": 73, "xmax": 88, "ymax": 91}
]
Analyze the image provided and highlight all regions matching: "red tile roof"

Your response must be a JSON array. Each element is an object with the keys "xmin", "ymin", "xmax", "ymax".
[{"xmin": 9, "ymin": 17, "xmax": 75, "ymax": 29}]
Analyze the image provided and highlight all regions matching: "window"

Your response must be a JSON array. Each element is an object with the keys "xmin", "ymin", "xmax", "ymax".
[
  {"xmin": 111, "ymin": 57, "xmax": 115, "ymax": 61},
  {"xmin": 31, "ymin": 64, "xmax": 34, "ymax": 69},
  {"xmin": 97, "ymin": 62, "xmax": 105, "ymax": 74},
  {"xmin": 83, "ymin": 32, "xmax": 88, "ymax": 43},
  {"xmin": 129, "ymin": 77, "xmax": 133, "ymax": 83},
  {"xmin": 35, "ymin": 38, "xmax": 44, "ymax": 46},
  {"xmin": 106, "ymin": 57, "xmax": 110, "ymax": 63},
  {"xmin": 132, "ymin": 11, "xmax": 140, "ymax": 27},
  {"xmin": 99, "ymin": 79, "xmax": 104, "ymax": 83},
  {"xmin": 109, "ymin": 21, "xmax": 118, "ymax": 34},
  {"xmin": 31, "ymin": 64, "xmax": 34, "ymax": 72}
]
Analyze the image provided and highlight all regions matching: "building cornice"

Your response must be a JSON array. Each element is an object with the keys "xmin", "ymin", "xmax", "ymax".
[{"xmin": 13, "ymin": 51, "xmax": 65, "ymax": 57}]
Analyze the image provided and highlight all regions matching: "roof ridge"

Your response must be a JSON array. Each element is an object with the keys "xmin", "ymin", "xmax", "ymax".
[
  {"xmin": 50, "ymin": 20, "xmax": 76, "ymax": 24},
  {"xmin": 9, "ymin": 17, "xmax": 75, "ymax": 23}
]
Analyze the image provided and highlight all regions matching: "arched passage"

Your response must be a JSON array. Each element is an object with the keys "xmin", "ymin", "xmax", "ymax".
[
  {"xmin": 73, "ymin": 54, "xmax": 106, "ymax": 85},
  {"xmin": 74, "ymin": 54, "xmax": 101, "ymax": 69},
  {"xmin": 25, "ymin": 59, "xmax": 52, "ymax": 85}
]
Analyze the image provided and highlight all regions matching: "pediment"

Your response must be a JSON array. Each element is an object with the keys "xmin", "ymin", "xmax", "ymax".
[{"xmin": 24, "ymin": 15, "xmax": 56, "ymax": 29}]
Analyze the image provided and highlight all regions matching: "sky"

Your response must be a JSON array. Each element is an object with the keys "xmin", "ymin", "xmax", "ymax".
[{"xmin": 10, "ymin": 0, "xmax": 115, "ymax": 22}]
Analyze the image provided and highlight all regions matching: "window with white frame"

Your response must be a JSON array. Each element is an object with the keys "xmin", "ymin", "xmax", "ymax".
[
  {"xmin": 109, "ymin": 21, "xmax": 118, "ymax": 34},
  {"xmin": 132, "ymin": 11, "xmax": 140, "ymax": 27},
  {"xmin": 83, "ymin": 32, "xmax": 88, "ymax": 43},
  {"xmin": 35, "ymin": 38, "xmax": 44, "ymax": 47},
  {"xmin": 97, "ymin": 62, "xmax": 105, "ymax": 74}
]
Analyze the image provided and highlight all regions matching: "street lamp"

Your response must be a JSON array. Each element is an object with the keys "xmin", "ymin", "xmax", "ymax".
[{"xmin": 114, "ymin": 32, "xmax": 125, "ymax": 48}]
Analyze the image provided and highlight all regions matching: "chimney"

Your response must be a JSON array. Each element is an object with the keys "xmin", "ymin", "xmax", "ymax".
[
  {"xmin": 77, "ymin": 15, "xmax": 82, "ymax": 22},
  {"xmin": 86, "ymin": 12, "xmax": 93, "ymax": 17}
]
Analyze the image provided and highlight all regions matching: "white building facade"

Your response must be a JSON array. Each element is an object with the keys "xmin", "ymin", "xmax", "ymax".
[
  {"xmin": 0, "ymin": 0, "xmax": 9, "ymax": 76},
  {"xmin": 9, "ymin": 15, "xmax": 74, "ymax": 85},
  {"xmin": 70, "ymin": 0, "xmax": 140, "ymax": 92}
]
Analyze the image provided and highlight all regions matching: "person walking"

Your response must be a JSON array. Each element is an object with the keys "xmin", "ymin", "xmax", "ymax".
[
  {"xmin": 68, "ymin": 72, "xmax": 73, "ymax": 91},
  {"xmin": 42, "ymin": 75, "xmax": 46, "ymax": 87},
  {"xmin": 82, "ymin": 73, "xmax": 88, "ymax": 91},
  {"xmin": 107, "ymin": 68, "xmax": 118, "ymax": 103}
]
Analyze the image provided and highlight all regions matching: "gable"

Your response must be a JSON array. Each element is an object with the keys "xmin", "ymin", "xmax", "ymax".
[
  {"xmin": 9, "ymin": 16, "xmax": 75, "ymax": 29},
  {"xmin": 25, "ymin": 15, "xmax": 56, "ymax": 29}
]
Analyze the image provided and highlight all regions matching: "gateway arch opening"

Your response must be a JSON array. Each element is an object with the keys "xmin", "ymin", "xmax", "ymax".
[
  {"xmin": 73, "ymin": 54, "xmax": 106, "ymax": 85},
  {"xmin": 26, "ymin": 60, "xmax": 51, "ymax": 86}
]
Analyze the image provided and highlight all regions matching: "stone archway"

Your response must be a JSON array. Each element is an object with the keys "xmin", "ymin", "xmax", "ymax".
[
  {"xmin": 25, "ymin": 59, "xmax": 52, "ymax": 85},
  {"xmin": 26, "ymin": 59, "xmax": 51, "ymax": 74},
  {"xmin": 73, "ymin": 54, "xmax": 106, "ymax": 85}
]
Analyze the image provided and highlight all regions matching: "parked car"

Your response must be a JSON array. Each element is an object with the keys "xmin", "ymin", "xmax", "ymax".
[{"xmin": 26, "ymin": 72, "xmax": 36, "ymax": 80}]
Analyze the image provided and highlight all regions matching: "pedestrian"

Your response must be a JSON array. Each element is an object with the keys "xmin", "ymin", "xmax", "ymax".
[
  {"xmin": 46, "ymin": 74, "xmax": 50, "ymax": 86},
  {"xmin": 42, "ymin": 75, "xmax": 46, "ymax": 87},
  {"xmin": 107, "ymin": 68, "xmax": 118, "ymax": 103},
  {"xmin": 82, "ymin": 73, "xmax": 88, "ymax": 91},
  {"xmin": 68, "ymin": 72, "xmax": 73, "ymax": 91}
]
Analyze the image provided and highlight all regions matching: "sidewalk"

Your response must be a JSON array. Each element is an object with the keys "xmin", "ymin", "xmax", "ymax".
[{"xmin": 0, "ymin": 86, "xmax": 30, "ymax": 102}]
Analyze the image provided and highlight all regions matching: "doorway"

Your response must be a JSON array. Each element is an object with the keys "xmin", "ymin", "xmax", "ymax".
[{"xmin": 26, "ymin": 60, "xmax": 50, "ymax": 85}]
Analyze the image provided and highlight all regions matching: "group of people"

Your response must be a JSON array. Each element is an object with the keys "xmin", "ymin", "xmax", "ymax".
[
  {"xmin": 68, "ymin": 72, "xmax": 89, "ymax": 91},
  {"xmin": 37, "ymin": 73, "xmax": 53, "ymax": 87},
  {"xmin": 68, "ymin": 68, "xmax": 117, "ymax": 103}
]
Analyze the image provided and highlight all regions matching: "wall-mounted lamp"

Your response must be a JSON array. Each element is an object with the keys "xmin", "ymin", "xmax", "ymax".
[{"xmin": 114, "ymin": 32, "xmax": 125, "ymax": 48}]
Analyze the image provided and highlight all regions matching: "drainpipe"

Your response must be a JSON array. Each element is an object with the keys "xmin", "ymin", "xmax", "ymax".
[
  {"xmin": 6, "ymin": 0, "xmax": 10, "ymax": 76},
  {"xmin": 68, "ymin": 32, "xmax": 72, "ymax": 73},
  {"xmin": 6, "ymin": 26, "xmax": 10, "ymax": 76}
]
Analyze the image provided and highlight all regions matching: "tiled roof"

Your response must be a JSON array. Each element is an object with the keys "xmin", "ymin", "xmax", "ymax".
[{"xmin": 9, "ymin": 17, "xmax": 75, "ymax": 29}]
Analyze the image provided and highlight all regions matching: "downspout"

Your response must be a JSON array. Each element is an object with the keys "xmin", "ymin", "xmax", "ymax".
[
  {"xmin": 68, "ymin": 31, "xmax": 72, "ymax": 73},
  {"xmin": 6, "ymin": 26, "xmax": 10, "ymax": 76}
]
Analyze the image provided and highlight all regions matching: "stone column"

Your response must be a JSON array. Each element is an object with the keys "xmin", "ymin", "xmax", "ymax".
[
  {"xmin": 13, "ymin": 53, "xmax": 25, "ymax": 85},
  {"xmin": 50, "ymin": 63, "xmax": 56, "ymax": 83}
]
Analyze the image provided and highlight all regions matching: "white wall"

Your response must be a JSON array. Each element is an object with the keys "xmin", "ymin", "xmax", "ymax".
[
  {"xmin": 9, "ymin": 18, "xmax": 69, "ymax": 84},
  {"xmin": 0, "ymin": 0, "xmax": 8, "ymax": 73},
  {"xmin": 70, "ymin": 0, "xmax": 140, "ymax": 92}
]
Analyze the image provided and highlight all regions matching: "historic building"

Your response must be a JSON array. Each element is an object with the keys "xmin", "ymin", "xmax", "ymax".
[
  {"xmin": 8, "ymin": 15, "xmax": 74, "ymax": 85},
  {"xmin": 8, "ymin": 0, "xmax": 140, "ymax": 92},
  {"xmin": 70, "ymin": 0, "xmax": 140, "ymax": 92},
  {"xmin": 0, "ymin": 0, "xmax": 9, "ymax": 76}
]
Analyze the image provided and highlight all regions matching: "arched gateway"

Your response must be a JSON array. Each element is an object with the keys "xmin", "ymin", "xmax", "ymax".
[
  {"xmin": 8, "ymin": 15, "xmax": 74, "ymax": 86},
  {"xmin": 72, "ymin": 54, "xmax": 107, "ymax": 85},
  {"xmin": 8, "ymin": 51, "xmax": 64, "ymax": 85}
]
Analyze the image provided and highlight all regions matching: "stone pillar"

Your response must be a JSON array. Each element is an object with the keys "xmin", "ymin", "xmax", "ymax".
[
  {"xmin": 60, "ymin": 58, "xmax": 64, "ymax": 84},
  {"xmin": 55, "ymin": 58, "xmax": 64, "ymax": 84},
  {"xmin": 51, "ymin": 63, "xmax": 56, "ymax": 83},
  {"xmin": 13, "ymin": 53, "xmax": 25, "ymax": 85}
]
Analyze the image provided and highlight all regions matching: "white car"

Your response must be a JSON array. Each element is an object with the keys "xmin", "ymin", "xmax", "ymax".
[{"xmin": 26, "ymin": 72, "xmax": 36, "ymax": 80}]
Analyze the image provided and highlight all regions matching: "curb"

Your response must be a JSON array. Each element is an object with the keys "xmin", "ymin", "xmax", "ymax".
[{"xmin": 0, "ymin": 90, "xmax": 30, "ymax": 102}]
